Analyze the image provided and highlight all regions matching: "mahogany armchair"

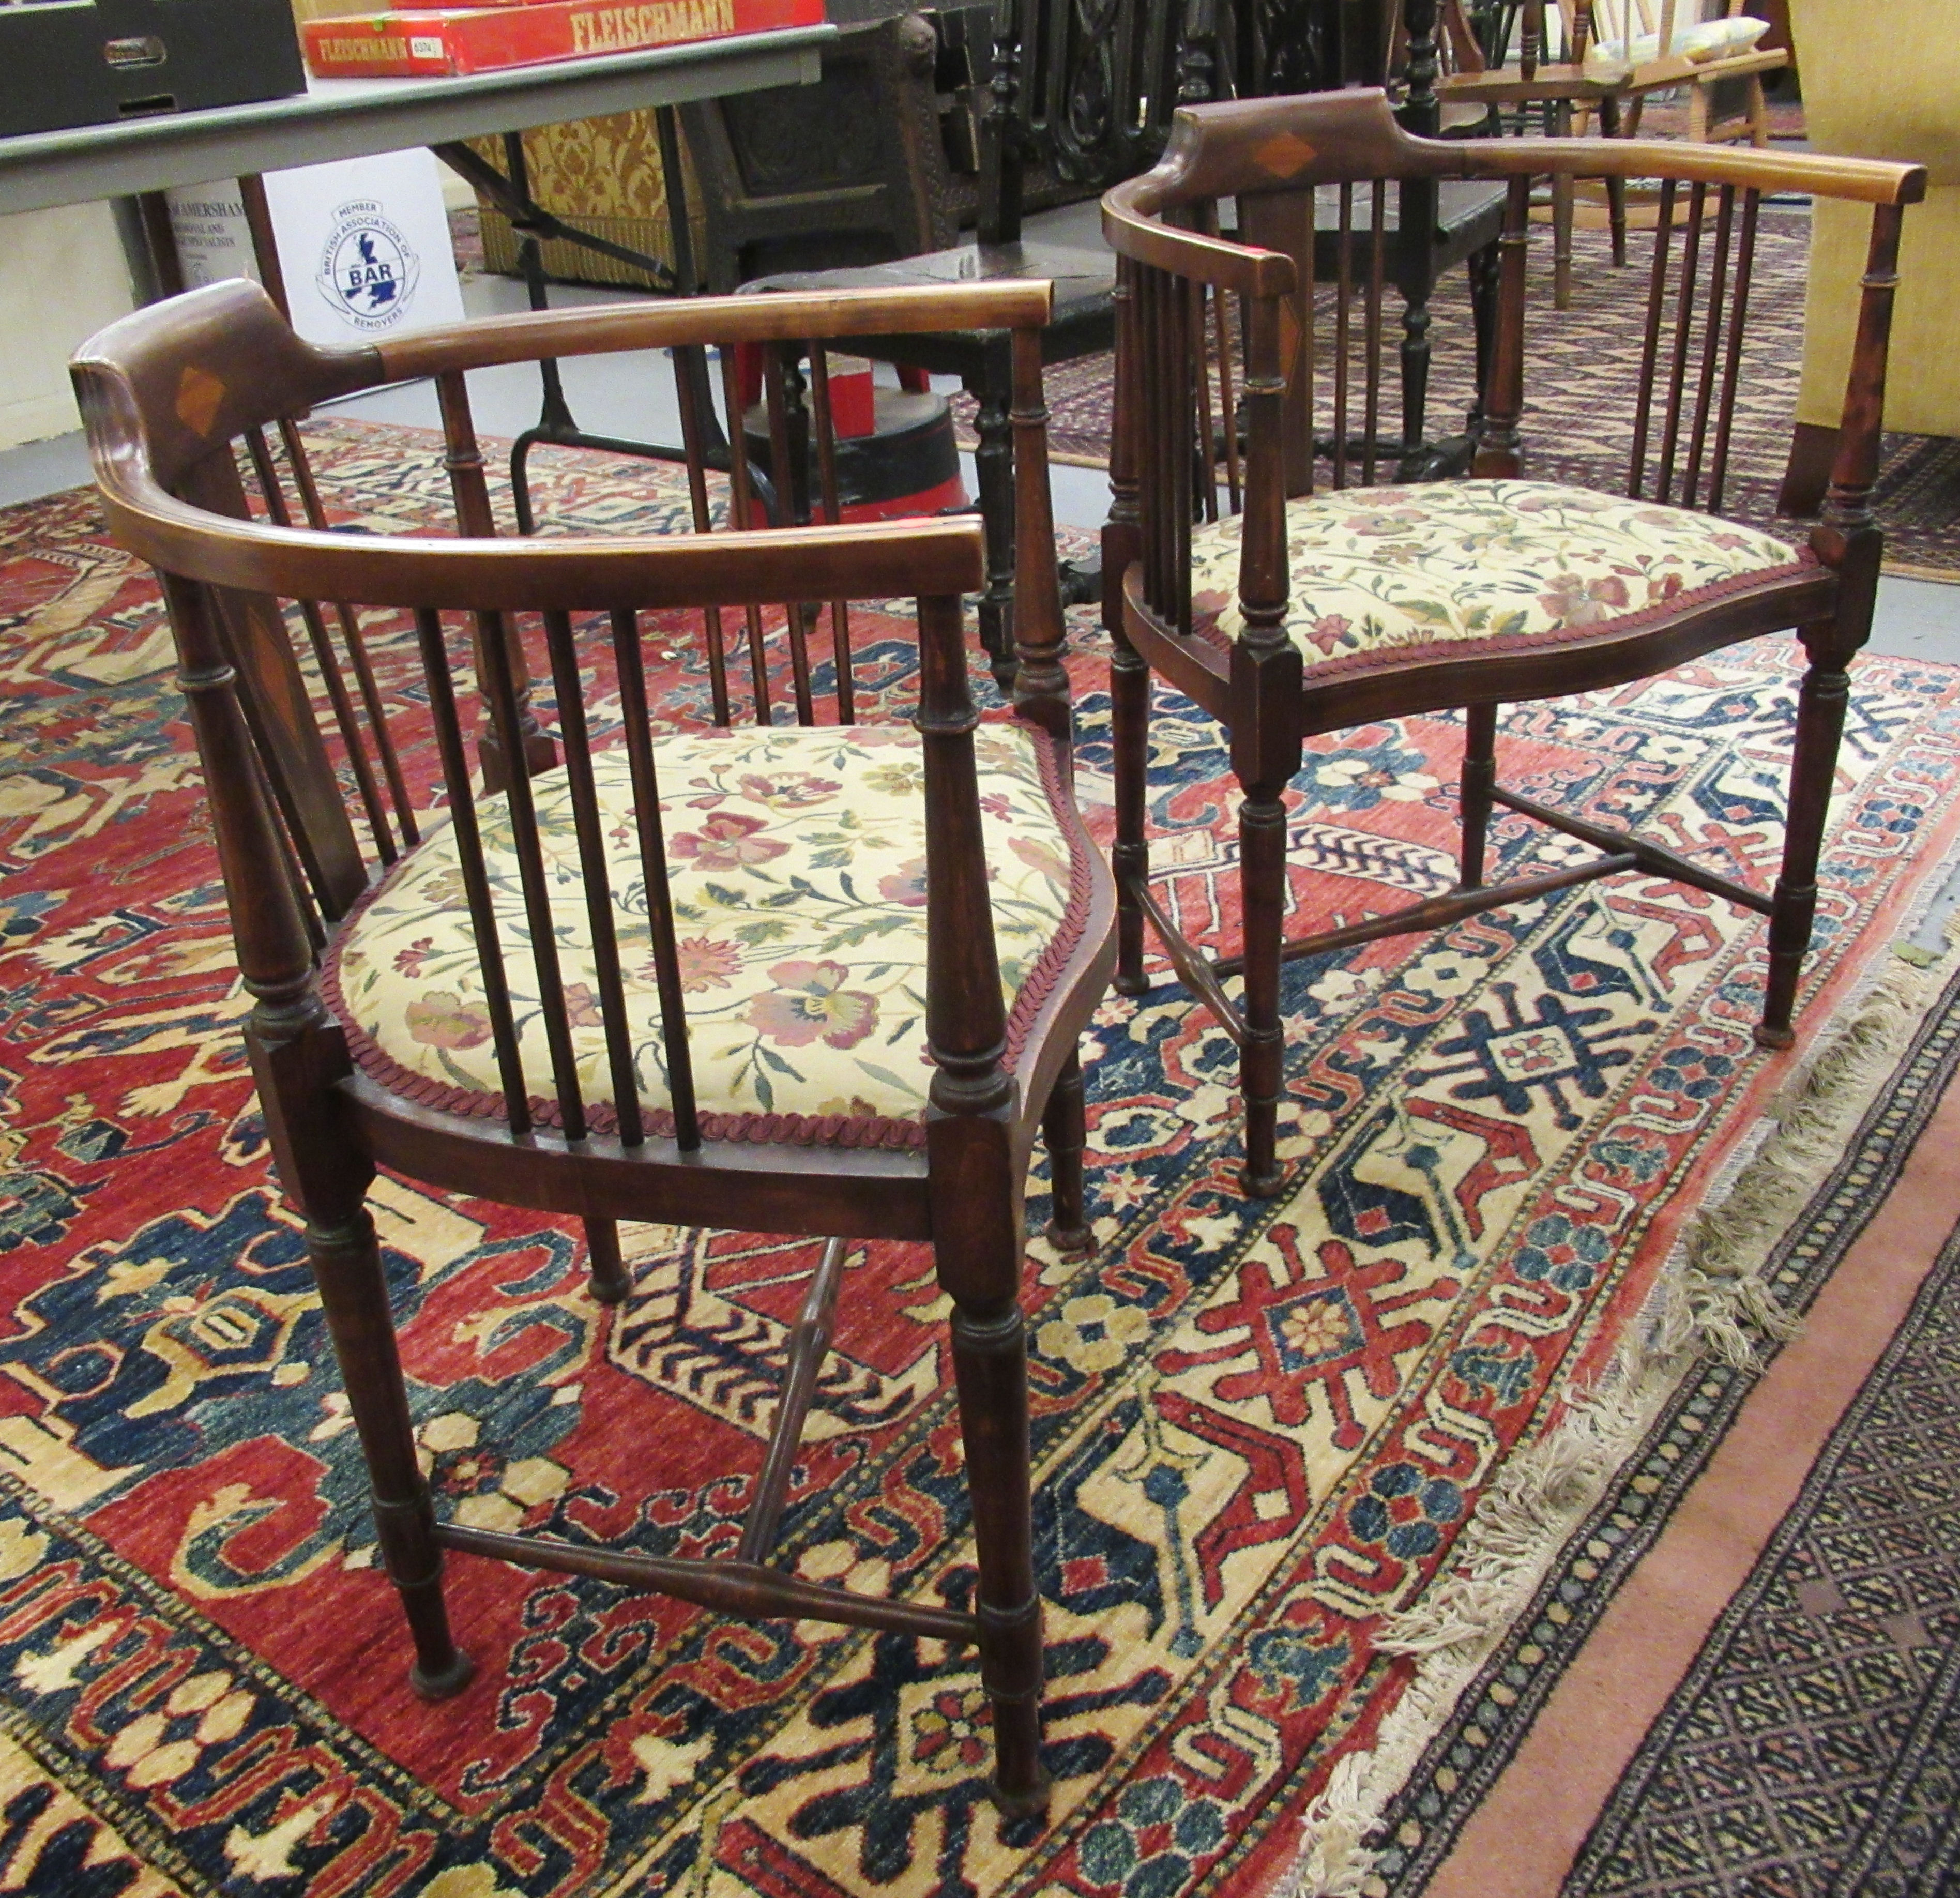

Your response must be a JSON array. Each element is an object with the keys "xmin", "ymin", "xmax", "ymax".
[
  {"xmin": 1100, "ymin": 89, "xmax": 1922, "ymax": 1195},
  {"xmin": 70, "ymin": 276, "xmax": 1115, "ymax": 1814}
]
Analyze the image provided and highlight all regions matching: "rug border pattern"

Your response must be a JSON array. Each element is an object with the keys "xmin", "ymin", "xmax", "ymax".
[{"xmin": 1364, "ymin": 945, "xmax": 1960, "ymax": 1893}]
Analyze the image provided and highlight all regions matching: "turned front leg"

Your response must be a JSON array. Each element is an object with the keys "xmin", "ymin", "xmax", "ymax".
[
  {"xmin": 1759, "ymin": 625, "xmax": 1855, "ymax": 1046},
  {"xmin": 308, "ymin": 1203, "xmax": 473, "ymax": 1698}
]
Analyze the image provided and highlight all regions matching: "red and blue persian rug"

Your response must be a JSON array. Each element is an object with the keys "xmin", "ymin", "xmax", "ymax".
[{"xmin": 2, "ymin": 420, "xmax": 1958, "ymax": 1898}]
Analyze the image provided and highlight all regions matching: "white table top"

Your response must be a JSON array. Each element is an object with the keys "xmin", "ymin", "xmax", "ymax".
[{"xmin": 0, "ymin": 24, "xmax": 832, "ymax": 216}]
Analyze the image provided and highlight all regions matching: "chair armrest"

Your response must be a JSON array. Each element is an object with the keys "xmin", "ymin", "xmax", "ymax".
[
  {"xmin": 375, "ymin": 280, "xmax": 1058, "ymax": 383},
  {"xmin": 1102, "ymin": 179, "xmax": 1295, "ymax": 299},
  {"xmin": 1461, "ymin": 136, "xmax": 1925, "ymax": 206}
]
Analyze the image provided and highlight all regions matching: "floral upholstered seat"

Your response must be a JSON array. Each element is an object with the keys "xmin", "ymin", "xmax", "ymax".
[
  {"xmin": 326, "ymin": 722, "xmax": 1087, "ymax": 1145},
  {"xmin": 1187, "ymin": 480, "xmax": 1804, "ymax": 666}
]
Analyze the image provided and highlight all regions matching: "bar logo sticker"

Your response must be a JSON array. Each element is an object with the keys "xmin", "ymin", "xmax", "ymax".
[{"xmin": 315, "ymin": 198, "xmax": 423, "ymax": 331}]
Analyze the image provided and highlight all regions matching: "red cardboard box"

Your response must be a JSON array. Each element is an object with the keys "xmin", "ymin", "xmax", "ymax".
[{"xmin": 302, "ymin": 0, "xmax": 822, "ymax": 78}]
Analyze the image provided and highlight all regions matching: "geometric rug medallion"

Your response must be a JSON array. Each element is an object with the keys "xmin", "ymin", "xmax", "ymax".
[{"xmin": 2, "ymin": 421, "xmax": 1958, "ymax": 1897}]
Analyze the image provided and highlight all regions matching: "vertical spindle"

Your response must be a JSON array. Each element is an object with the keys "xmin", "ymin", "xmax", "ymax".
[
  {"xmin": 475, "ymin": 608, "xmax": 586, "ymax": 1140},
  {"xmin": 277, "ymin": 417, "xmax": 419, "ymax": 847},
  {"xmin": 414, "ymin": 609, "xmax": 529, "ymax": 1132},
  {"xmin": 1333, "ymin": 181, "xmax": 1354, "ymax": 490},
  {"xmin": 1682, "ymin": 183, "xmax": 1736, "ymax": 510},
  {"xmin": 1707, "ymin": 188, "xmax": 1760, "ymax": 517},
  {"xmin": 1629, "ymin": 177, "xmax": 1678, "ymax": 499},
  {"xmin": 242, "ymin": 426, "xmax": 394, "ymax": 860},
  {"xmin": 763, "ymin": 344, "xmax": 817, "ymax": 724},
  {"xmin": 670, "ymin": 346, "xmax": 732, "ymax": 726},
  {"xmin": 1364, "ymin": 180, "xmax": 1386, "ymax": 485},
  {"xmin": 805, "ymin": 347, "xmax": 856, "ymax": 723},
  {"xmin": 718, "ymin": 346, "xmax": 775, "ymax": 726},
  {"xmin": 610, "ymin": 608, "xmax": 700, "ymax": 1149},
  {"xmin": 1654, "ymin": 181, "xmax": 1708, "ymax": 505},
  {"xmin": 541, "ymin": 609, "xmax": 643, "ymax": 1145}
]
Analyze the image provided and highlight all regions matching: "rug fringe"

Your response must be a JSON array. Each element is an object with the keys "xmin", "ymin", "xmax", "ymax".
[
  {"xmin": 1676, "ymin": 949, "xmax": 1940, "ymax": 1369},
  {"xmin": 1285, "ymin": 912, "xmax": 1956, "ymax": 1897}
]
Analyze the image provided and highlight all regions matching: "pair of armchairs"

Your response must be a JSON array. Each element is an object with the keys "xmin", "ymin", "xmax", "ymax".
[{"xmin": 72, "ymin": 84, "xmax": 1921, "ymax": 1818}]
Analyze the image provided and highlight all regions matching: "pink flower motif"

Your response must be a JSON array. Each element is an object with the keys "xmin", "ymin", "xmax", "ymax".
[
  {"xmin": 979, "ymin": 792, "xmax": 1012, "ymax": 821},
  {"xmin": 393, "ymin": 935, "xmax": 437, "ymax": 976},
  {"xmin": 670, "ymin": 811, "xmax": 788, "ymax": 870},
  {"xmin": 748, "ymin": 960, "xmax": 877, "ymax": 1050},
  {"xmin": 1342, "ymin": 507, "xmax": 1425, "ymax": 535},
  {"xmin": 817, "ymin": 1093, "xmax": 885, "ymax": 1119},
  {"xmin": 1538, "ymin": 573, "xmax": 1631, "ymax": 626},
  {"xmin": 1304, "ymin": 613, "xmax": 1353, "ymax": 655},
  {"xmin": 406, "ymin": 992, "xmax": 491, "ymax": 1050},
  {"xmin": 561, "ymin": 983, "xmax": 603, "ymax": 1028},
  {"xmin": 737, "ymin": 772, "xmax": 841, "ymax": 809},
  {"xmin": 878, "ymin": 857, "xmax": 929, "ymax": 907},
  {"xmin": 667, "ymin": 937, "xmax": 741, "ymax": 992},
  {"xmin": 1010, "ymin": 833, "xmax": 1069, "ymax": 888}
]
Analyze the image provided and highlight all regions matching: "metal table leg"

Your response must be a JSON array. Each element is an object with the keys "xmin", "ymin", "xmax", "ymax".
[{"xmin": 430, "ymin": 114, "xmax": 736, "ymax": 534}]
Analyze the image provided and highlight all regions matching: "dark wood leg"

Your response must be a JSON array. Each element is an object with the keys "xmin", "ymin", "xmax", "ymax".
[
  {"xmin": 973, "ymin": 376, "xmax": 1019, "ymax": 698},
  {"xmin": 1399, "ymin": 253, "xmax": 1435, "ymax": 472},
  {"xmin": 308, "ymin": 1197, "xmax": 473, "ymax": 1699},
  {"xmin": 1111, "ymin": 622, "xmax": 1152, "ymax": 996},
  {"xmin": 1041, "ymin": 1052, "xmax": 1092, "ymax": 1252},
  {"xmin": 585, "ymin": 1218, "xmax": 630, "ymax": 1304},
  {"xmin": 1759, "ymin": 621, "xmax": 1856, "ymax": 1047},
  {"xmin": 1460, "ymin": 701, "xmax": 1497, "ymax": 889},
  {"xmin": 941, "ymin": 1253, "xmax": 1048, "ymax": 1815},
  {"xmin": 1467, "ymin": 240, "xmax": 1500, "ymax": 441},
  {"xmin": 1599, "ymin": 96, "xmax": 1629, "ymax": 268},
  {"xmin": 1552, "ymin": 99, "xmax": 1576, "ymax": 310},
  {"xmin": 1779, "ymin": 421, "xmax": 1840, "ymax": 519},
  {"xmin": 1239, "ymin": 789, "xmax": 1289, "ymax": 1197}
]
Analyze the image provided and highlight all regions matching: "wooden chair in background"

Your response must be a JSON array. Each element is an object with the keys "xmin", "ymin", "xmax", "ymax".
[
  {"xmin": 1100, "ymin": 89, "xmax": 1922, "ymax": 1194},
  {"xmin": 71, "ymin": 276, "xmax": 1115, "ymax": 1814},
  {"xmin": 746, "ymin": 0, "xmax": 1202, "ymax": 691},
  {"xmin": 1434, "ymin": 0, "xmax": 1787, "ymax": 305}
]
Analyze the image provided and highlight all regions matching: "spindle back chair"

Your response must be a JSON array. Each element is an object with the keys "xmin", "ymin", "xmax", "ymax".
[
  {"xmin": 1101, "ymin": 89, "xmax": 1923, "ymax": 1195},
  {"xmin": 70, "ymin": 275, "xmax": 1116, "ymax": 1815},
  {"xmin": 1434, "ymin": 0, "xmax": 1785, "ymax": 306}
]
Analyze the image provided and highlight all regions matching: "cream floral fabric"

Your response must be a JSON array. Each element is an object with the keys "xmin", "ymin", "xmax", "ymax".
[
  {"xmin": 328, "ymin": 723, "xmax": 1078, "ymax": 1134},
  {"xmin": 1187, "ymin": 480, "xmax": 1801, "ymax": 667}
]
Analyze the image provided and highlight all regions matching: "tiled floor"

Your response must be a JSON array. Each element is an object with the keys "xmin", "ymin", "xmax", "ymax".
[{"xmin": 8, "ymin": 196, "xmax": 1954, "ymax": 658}]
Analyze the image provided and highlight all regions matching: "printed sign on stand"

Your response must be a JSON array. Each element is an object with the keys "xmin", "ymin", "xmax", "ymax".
[
  {"xmin": 168, "ymin": 148, "xmax": 465, "ymax": 347},
  {"xmin": 164, "ymin": 184, "xmax": 261, "ymax": 290}
]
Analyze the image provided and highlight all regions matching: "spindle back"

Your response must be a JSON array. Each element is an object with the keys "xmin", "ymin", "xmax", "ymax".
[
  {"xmin": 1102, "ymin": 89, "xmax": 1925, "ymax": 638},
  {"xmin": 71, "ymin": 277, "xmax": 1071, "ymax": 1165}
]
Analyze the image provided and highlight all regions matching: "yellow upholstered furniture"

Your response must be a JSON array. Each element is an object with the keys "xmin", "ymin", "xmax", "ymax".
[
  {"xmin": 1782, "ymin": 0, "xmax": 1960, "ymax": 509},
  {"xmin": 468, "ymin": 111, "xmax": 705, "ymax": 291}
]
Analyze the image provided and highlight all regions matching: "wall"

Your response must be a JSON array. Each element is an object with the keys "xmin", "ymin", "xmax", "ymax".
[{"xmin": 0, "ymin": 202, "xmax": 136, "ymax": 450}]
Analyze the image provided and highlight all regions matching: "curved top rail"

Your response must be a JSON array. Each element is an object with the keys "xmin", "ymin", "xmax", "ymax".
[
  {"xmin": 71, "ymin": 342, "xmax": 986, "ymax": 612},
  {"xmin": 1103, "ymin": 88, "xmax": 1924, "ymax": 297},
  {"xmin": 89, "ymin": 467, "xmax": 988, "ymax": 614},
  {"xmin": 376, "ymin": 279, "xmax": 1058, "ymax": 381},
  {"xmin": 70, "ymin": 277, "xmax": 1058, "ymax": 489}
]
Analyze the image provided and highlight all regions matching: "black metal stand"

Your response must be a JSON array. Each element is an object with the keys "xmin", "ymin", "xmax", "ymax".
[{"xmin": 430, "ymin": 110, "xmax": 736, "ymax": 534}]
